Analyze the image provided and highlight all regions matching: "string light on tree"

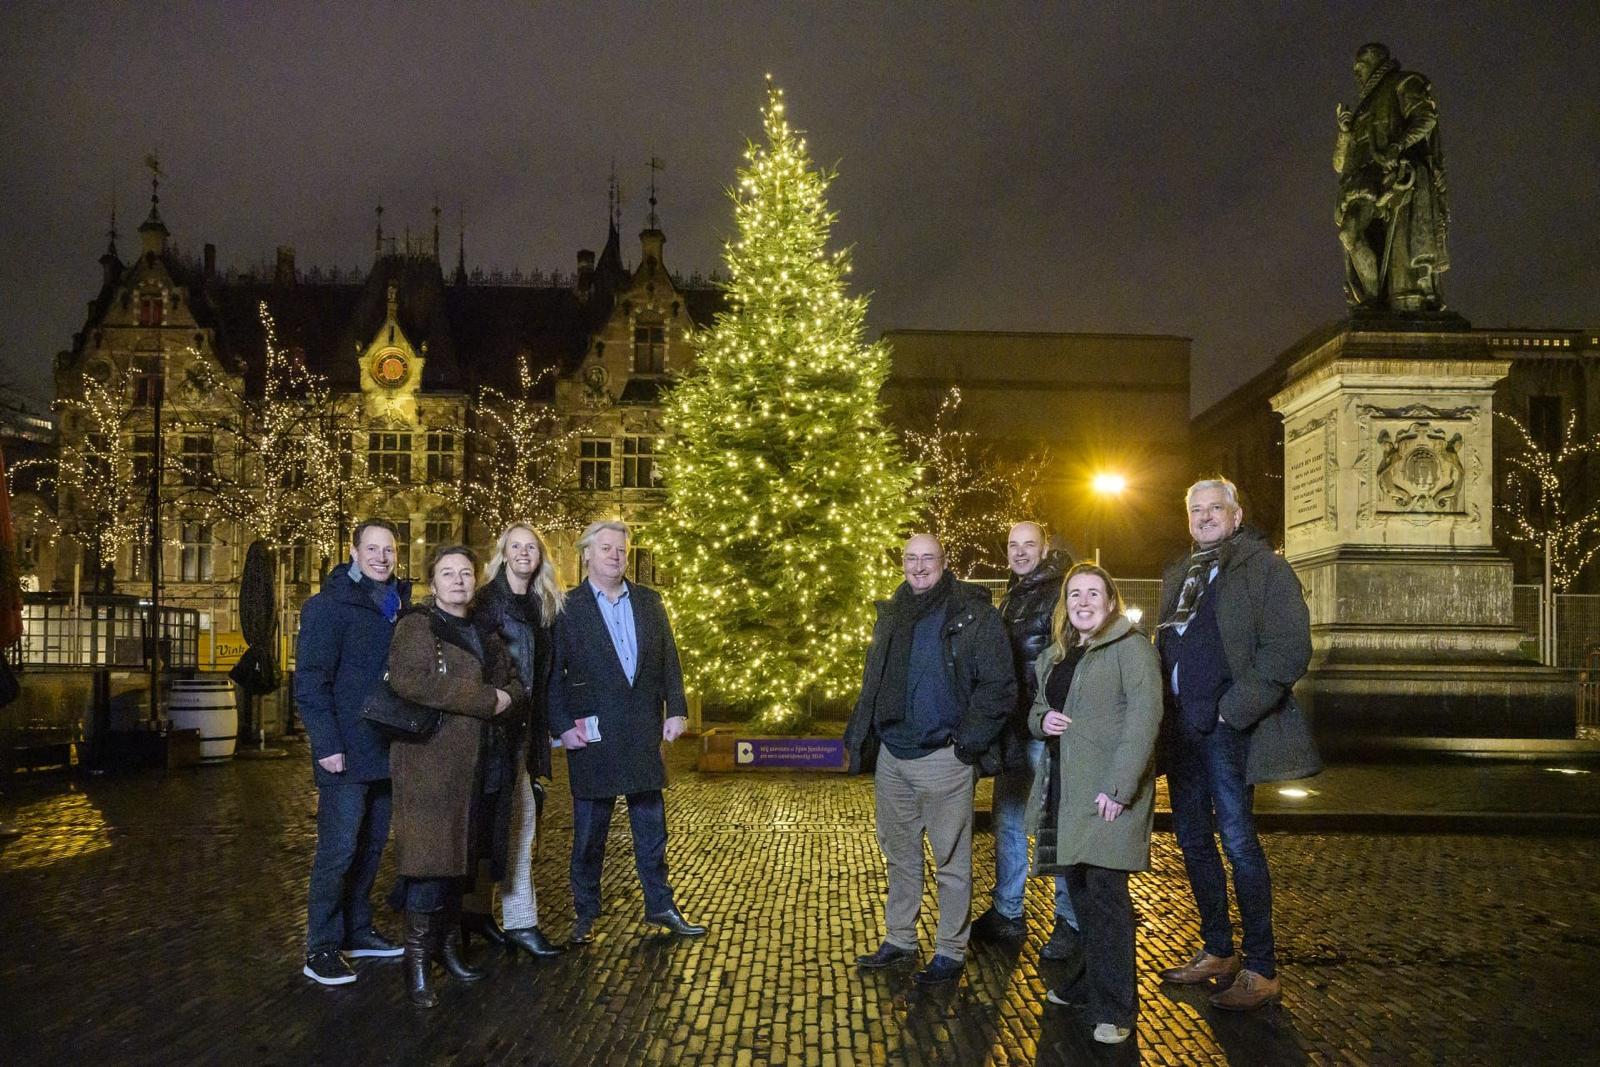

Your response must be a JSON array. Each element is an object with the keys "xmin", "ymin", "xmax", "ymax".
[
  {"xmin": 441, "ymin": 353, "xmax": 591, "ymax": 540},
  {"xmin": 1497, "ymin": 410, "xmax": 1600, "ymax": 591},
  {"xmin": 653, "ymin": 79, "xmax": 916, "ymax": 729},
  {"xmin": 904, "ymin": 387, "xmax": 1051, "ymax": 576},
  {"xmin": 179, "ymin": 303, "xmax": 373, "ymax": 565}
]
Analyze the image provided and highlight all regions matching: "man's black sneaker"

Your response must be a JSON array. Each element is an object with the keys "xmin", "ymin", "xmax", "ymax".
[
  {"xmin": 971, "ymin": 906, "xmax": 1025, "ymax": 942},
  {"xmin": 856, "ymin": 941, "xmax": 917, "ymax": 969},
  {"xmin": 344, "ymin": 927, "xmax": 403, "ymax": 958},
  {"xmin": 302, "ymin": 949, "xmax": 357, "ymax": 985}
]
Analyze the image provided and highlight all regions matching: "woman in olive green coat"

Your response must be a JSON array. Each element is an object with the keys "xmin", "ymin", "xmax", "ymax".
[{"xmin": 1026, "ymin": 563, "xmax": 1162, "ymax": 1046}]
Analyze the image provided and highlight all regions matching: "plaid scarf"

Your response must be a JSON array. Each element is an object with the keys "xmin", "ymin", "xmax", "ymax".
[{"xmin": 1160, "ymin": 543, "xmax": 1224, "ymax": 631}]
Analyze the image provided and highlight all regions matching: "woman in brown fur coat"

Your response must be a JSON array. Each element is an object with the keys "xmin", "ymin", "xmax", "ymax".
[{"xmin": 387, "ymin": 545, "xmax": 521, "ymax": 1008}]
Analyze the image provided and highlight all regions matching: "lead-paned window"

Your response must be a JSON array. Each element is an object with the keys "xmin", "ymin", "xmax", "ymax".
[
  {"xmin": 580, "ymin": 438, "xmax": 612, "ymax": 490},
  {"xmin": 367, "ymin": 432, "xmax": 413, "ymax": 483},
  {"xmin": 622, "ymin": 436, "xmax": 658, "ymax": 489}
]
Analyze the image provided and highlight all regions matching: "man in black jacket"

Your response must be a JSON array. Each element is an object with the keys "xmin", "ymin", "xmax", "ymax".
[
  {"xmin": 972, "ymin": 522, "xmax": 1080, "ymax": 958},
  {"xmin": 845, "ymin": 533, "xmax": 1015, "ymax": 985},
  {"xmin": 548, "ymin": 520, "xmax": 705, "ymax": 944}
]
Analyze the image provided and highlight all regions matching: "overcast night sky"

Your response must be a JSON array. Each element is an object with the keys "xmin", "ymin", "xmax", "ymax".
[{"xmin": 1, "ymin": 2, "xmax": 1596, "ymax": 415}]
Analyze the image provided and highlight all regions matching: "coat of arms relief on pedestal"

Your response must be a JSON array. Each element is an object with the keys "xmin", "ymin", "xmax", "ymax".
[{"xmin": 1353, "ymin": 403, "xmax": 1483, "ymax": 527}]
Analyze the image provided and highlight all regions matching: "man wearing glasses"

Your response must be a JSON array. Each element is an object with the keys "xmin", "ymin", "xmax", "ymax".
[{"xmin": 845, "ymin": 533, "xmax": 1015, "ymax": 985}]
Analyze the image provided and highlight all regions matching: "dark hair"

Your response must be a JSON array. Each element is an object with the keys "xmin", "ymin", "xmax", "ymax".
[
  {"xmin": 351, "ymin": 517, "xmax": 399, "ymax": 548},
  {"xmin": 425, "ymin": 543, "xmax": 479, "ymax": 581}
]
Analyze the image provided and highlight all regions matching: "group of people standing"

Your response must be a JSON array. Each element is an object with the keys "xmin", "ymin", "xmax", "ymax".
[
  {"xmin": 845, "ymin": 477, "xmax": 1318, "ymax": 1046},
  {"xmin": 294, "ymin": 517, "xmax": 703, "ymax": 1008},
  {"xmin": 290, "ymin": 475, "xmax": 1317, "ymax": 1037}
]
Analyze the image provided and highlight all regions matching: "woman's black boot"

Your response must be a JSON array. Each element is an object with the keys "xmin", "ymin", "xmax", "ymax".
[
  {"xmin": 461, "ymin": 909, "xmax": 510, "ymax": 951},
  {"xmin": 439, "ymin": 907, "xmax": 488, "ymax": 982},
  {"xmin": 404, "ymin": 911, "xmax": 439, "ymax": 1008}
]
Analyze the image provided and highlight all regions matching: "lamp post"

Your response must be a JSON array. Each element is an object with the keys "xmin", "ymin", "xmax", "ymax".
[{"xmin": 1089, "ymin": 472, "xmax": 1127, "ymax": 566}]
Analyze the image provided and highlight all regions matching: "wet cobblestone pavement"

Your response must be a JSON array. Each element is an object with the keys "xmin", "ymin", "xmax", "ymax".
[{"xmin": 4, "ymin": 741, "xmax": 1599, "ymax": 1066}]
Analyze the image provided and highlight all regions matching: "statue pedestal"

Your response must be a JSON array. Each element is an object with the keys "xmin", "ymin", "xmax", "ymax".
[{"xmin": 1270, "ymin": 319, "xmax": 1573, "ymax": 737}]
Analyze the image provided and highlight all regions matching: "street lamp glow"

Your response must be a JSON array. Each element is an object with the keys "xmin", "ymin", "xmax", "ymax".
[{"xmin": 1092, "ymin": 472, "xmax": 1127, "ymax": 495}]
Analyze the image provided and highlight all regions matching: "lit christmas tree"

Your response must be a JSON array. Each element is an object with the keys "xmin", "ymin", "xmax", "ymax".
[{"xmin": 654, "ymin": 80, "xmax": 916, "ymax": 728}]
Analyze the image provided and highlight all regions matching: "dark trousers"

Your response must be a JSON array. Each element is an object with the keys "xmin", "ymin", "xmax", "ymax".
[
  {"xmin": 306, "ymin": 780, "xmax": 392, "ymax": 952},
  {"xmin": 1167, "ymin": 718, "xmax": 1276, "ymax": 977},
  {"xmin": 400, "ymin": 876, "xmax": 457, "ymax": 914},
  {"xmin": 570, "ymin": 790, "xmax": 674, "ymax": 919},
  {"xmin": 1063, "ymin": 864, "xmax": 1136, "ymax": 1027}
]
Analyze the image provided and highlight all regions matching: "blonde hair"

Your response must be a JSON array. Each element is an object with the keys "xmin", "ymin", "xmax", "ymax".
[
  {"xmin": 1048, "ymin": 561, "xmax": 1125, "ymax": 656},
  {"xmin": 483, "ymin": 523, "xmax": 565, "ymax": 626},
  {"xmin": 577, "ymin": 519, "xmax": 629, "ymax": 558}
]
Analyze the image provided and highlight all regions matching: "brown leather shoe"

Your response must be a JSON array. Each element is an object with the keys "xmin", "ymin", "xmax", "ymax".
[
  {"xmin": 1209, "ymin": 968, "xmax": 1281, "ymax": 1011},
  {"xmin": 1159, "ymin": 949, "xmax": 1242, "ymax": 985}
]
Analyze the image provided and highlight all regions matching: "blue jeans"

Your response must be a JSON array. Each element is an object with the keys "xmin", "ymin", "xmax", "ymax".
[
  {"xmin": 570, "ymin": 790, "xmax": 674, "ymax": 919},
  {"xmin": 306, "ymin": 780, "xmax": 392, "ymax": 953},
  {"xmin": 1167, "ymin": 718, "xmax": 1276, "ymax": 977},
  {"xmin": 992, "ymin": 738, "xmax": 1075, "ymax": 925}
]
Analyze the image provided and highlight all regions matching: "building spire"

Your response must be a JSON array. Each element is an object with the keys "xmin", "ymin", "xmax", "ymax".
[
  {"xmin": 375, "ymin": 201, "xmax": 384, "ymax": 257},
  {"xmin": 106, "ymin": 191, "xmax": 119, "ymax": 257},
  {"xmin": 141, "ymin": 151, "xmax": 163, "ymax": 224},
  {"xmin": 432, "ymin": 195, "xmax": 441, "ymax": 261},
  {"xmin": 138, "ymin": 151, "xmax": 169, "ymax": 254},
  {"xmin": 453, "ymin": 208, "xmax": 467, "ymax": 285},
  {"xmin": 609, "ymin": 160, "xmax": 621, "ymax": 231}
]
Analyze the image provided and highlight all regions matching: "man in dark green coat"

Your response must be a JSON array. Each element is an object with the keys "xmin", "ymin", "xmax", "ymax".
[{"xmin": 1154, "ymin": 478, "xmax": 1320, "ymax": 1011}]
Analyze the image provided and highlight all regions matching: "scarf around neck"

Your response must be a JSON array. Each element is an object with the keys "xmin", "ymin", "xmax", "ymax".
[
  {"xmin": 872, "ymin": 571, "xmax": 954, "ymax": 723},
  {"xmin": 1160, "ymin": 531, "xmax": 1242, "ymax": 631}
]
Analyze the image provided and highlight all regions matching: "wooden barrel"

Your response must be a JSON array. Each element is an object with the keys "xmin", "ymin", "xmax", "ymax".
[{"xmin": 168, "ymin": 677, "xmax": 239, "ymax": 762}]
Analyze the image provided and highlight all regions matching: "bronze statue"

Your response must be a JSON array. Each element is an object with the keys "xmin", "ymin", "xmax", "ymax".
[{"xmin": 1334, "ymin": 42, "xmax": 1450, "ymax": 312}]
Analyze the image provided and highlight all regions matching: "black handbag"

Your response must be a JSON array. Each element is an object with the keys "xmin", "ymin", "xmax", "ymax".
[{"xmin": 361, "ymin": 639, "xmax": 445, "ymax": 741}]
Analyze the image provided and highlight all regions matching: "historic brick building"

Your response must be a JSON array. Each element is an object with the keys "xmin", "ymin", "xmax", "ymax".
[{"xmin": 44, "ymin": 187, "xmax": 721, "ymax": 635}]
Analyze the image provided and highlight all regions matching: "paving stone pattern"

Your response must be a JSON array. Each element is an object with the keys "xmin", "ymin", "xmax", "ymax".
[{"xmin": 3, "ymin": 742, "xmax": 1599, "ymax": 1066}]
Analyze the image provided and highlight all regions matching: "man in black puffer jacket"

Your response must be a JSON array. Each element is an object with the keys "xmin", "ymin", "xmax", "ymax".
[{"xmin": 971, "ymin": 523, "xmax": 1081, "ymax": 958}]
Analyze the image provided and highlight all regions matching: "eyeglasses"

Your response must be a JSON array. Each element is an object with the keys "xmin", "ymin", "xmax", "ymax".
[{"xmin": 902, "ymin": 554, "xmax": 944, "ymax": 565}]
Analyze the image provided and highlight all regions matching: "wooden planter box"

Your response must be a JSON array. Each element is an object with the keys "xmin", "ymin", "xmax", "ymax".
[{"xmin": 698, "ymin": 726, "xmax": 848, "ymax": 773}]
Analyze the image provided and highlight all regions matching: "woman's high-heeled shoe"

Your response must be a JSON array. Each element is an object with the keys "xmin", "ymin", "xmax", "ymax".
[{"xmin": 504, "ymin": 926, "xmax": 564, "ymax": 958}]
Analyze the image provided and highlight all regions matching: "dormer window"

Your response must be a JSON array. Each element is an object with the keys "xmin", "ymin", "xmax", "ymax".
[
  {"xmin": 633, "ymin": 324, "xmax": 665, "ymax": 373},
  {"xmin": 139, "ymin": 294, "xmax": 164, "ymax": 326}
]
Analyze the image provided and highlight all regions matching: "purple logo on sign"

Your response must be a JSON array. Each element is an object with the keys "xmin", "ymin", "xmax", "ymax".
[{"xmin": 734, "ymin": 738, "xmax": 846, "ymax": 769}]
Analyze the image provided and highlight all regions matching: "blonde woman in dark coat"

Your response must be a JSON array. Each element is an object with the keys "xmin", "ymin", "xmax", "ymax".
[
  {"xmin": 388, "ymin": 545, "xmax": 522, "ymax": 1008},
  {"xmin": 1026, "ymin": 563, "xmax": 1162, "ymax": 1046}
]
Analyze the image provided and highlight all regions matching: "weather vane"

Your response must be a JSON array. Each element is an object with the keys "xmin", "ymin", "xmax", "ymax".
[
  {"xmin": 143, "ymin": 150, "xmax": 163, "ymax": 208},
  {"xmin": 647, "ymin": 154, "xmax": 665, "ymax": 229}
]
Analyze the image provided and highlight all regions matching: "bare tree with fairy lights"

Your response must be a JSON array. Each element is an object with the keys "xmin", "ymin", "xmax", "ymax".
[
  {"xmin": 440, "ymin": 354, "xmax": 591, "ymax": 543},
  {"xmin": 903, "ymin": 386, "xmax": 1051, "ymax": 578},
  {"xmin": 1498, "ymin": 410, "xmax": 1600, "ymax": 592}
]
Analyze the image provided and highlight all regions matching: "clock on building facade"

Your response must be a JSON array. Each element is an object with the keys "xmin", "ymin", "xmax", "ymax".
[{"xmin": 373, "ymin": 348, "xmax": 409, "ymax": 387}]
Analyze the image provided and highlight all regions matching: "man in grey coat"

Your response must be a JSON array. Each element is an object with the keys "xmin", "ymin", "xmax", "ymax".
[{"xmin": 1154, "ymin": 477, "xmax": 1320, "ymax": 1011}]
